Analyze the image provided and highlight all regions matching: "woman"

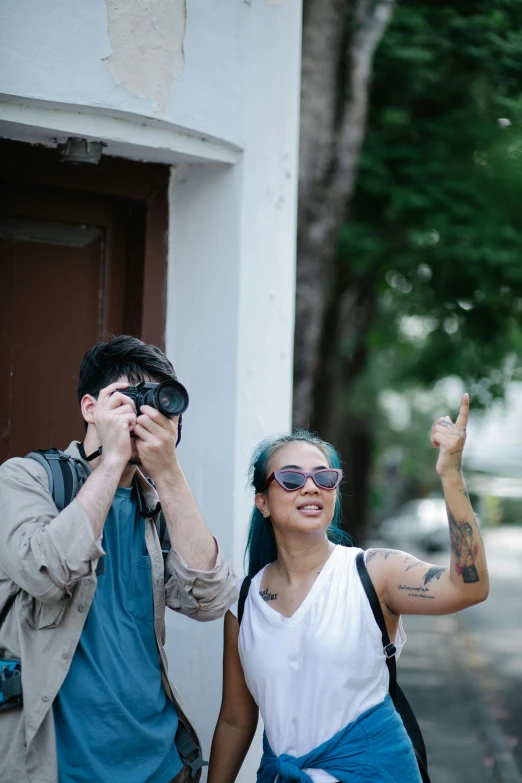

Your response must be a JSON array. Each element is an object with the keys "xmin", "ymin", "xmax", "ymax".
[{"xmin": 208, "ymin": 394, "xmax": 489, "ymax": 782}]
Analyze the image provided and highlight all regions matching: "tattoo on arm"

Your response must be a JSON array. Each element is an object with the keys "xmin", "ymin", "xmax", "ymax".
[
  {"xmin": 259, "ymin": 588, "xmax": 278, "ymax": 603},
  {"xmin": 396, "ymin": 566, "xmax": 446, "ymax": 602},
  {"xmin": 398, "ymin": 585, "xmax": 435, "ymax": 600},
  {"xmin": 423, "ymin": 566, "xmax": 446, "ymax": 586},
  {"xmin": 447, "ymin": 506, "xmax": 480, "ymax": 583},
  {"xmin": 404, "ymin": 555, "xmax": 424, "ymax": 572},
  {"xmin": 366, "ymin": 548, "xmax": 400, "ymax": 564}
]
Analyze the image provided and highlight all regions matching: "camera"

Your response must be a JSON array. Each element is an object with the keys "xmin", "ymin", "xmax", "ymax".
[{"xmin": 122, "ymin": 380, "xmax": 189, "ymax": 418}]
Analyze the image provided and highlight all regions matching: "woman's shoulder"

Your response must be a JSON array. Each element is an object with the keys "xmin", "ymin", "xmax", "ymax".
[
  {"xmin": 228, "ymin": 570, "xmax": 264, "ymax": 619},
  {"xmin": 333, "ymin": 543, "xmax": 363, "ymax": 564}
]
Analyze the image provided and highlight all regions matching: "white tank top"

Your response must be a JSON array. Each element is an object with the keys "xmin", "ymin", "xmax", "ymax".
[{"xmin": 229, "ymin": 545, "xmax": 407, "ymax": 783}]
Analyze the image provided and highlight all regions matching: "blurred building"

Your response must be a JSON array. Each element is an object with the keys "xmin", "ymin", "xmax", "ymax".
[{"xmin": 0, "ymin": 2, "xmax": 302, "ymax": 778}]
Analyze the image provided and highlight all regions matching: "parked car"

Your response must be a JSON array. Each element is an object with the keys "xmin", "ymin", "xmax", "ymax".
[{"xmin": 379, "ymin": 497, "xmax": 453, "ymax": 553}]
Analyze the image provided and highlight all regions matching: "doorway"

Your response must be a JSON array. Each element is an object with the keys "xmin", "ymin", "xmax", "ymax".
[{"xmin": 0, "ymin": 139, "xmax": 169, "ymax": 460}]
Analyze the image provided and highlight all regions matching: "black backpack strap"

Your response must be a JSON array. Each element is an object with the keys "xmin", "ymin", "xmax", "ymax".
[
  {"xmin": 355, "ymin": 551, "xmax": 430, "ymax": 780},
  {"xmin": 156, "ymin": 512, "xmax": 171, "ymax": 562},
  {"xmin": 237, "ymin": 576, "xmax": 253, "ymax": 626},
  {"xmin": 355, "ymin": 551, "xmax": 397, "ymax": 702}
]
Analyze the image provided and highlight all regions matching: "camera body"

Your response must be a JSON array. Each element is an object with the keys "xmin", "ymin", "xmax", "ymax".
[{"xmin": 122, "ymin": 380, "xmax": 189, "ymax": 419}]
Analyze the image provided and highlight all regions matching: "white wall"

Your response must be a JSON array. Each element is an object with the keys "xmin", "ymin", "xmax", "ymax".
[
  {"xmin": 1, "ymin": 0, "xmax": 249, "ymax": 147},
  {"xmin": 164, "ymin": 5, "xmax": 301, "ymax": 778},
  {"xmin": 1, "ymin": 0, "xmax": 302, "ymax": 778}
]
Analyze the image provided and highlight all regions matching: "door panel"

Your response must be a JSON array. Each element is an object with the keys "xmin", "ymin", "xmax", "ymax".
[{"xmin": 0, "ymin": 186, "xmax": 140, "ymax": 460}]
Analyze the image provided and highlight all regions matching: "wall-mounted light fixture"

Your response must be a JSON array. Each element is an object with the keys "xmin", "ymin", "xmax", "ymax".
[{"xmin": 57, "ymin": 137, "xmax": 105, "ymax": 165}]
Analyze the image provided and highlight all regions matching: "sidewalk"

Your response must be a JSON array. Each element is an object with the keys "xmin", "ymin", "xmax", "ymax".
[{"xmin": 398, "ymin": 613, "xmax": 521, "ymax": 783}]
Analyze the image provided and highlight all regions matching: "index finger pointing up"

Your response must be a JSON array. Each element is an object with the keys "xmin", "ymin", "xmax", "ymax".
[{"xmin": 455, "ymin": 393, "xmax": 470, "ymax": 430}]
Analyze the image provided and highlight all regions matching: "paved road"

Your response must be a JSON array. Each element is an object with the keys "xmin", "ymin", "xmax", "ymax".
[
  {"xmin": 398, "ymin": 613, "xmax": 495, "ymax": 783},
  {"xmin": 459, "ymin": 527, "xmax": 522, "ymax": 775}
]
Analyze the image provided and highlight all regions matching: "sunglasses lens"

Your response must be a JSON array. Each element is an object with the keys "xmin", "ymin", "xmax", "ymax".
[
  {"xmin": 315, "ymin": 471, "xmax": 340, "ymax": 489},
  {"xmin": 279, "ymin": 471, "xmax": 305, "ymax": 490}
]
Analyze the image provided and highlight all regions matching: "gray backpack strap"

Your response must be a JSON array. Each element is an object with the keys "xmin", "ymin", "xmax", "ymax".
[
  {"xmin": 25, "ymin": 451, "xmax": 56, "ymax": 500},
  {"xmin": 174, "ymin": 721, "xmax": 208, "ymax": 779},
  {"xmin": 25, "ymin": 449, "xmax": 83, "ymax": 512}
]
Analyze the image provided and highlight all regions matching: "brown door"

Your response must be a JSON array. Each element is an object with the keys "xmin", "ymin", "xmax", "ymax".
[{"xmin": 0, "ymin": 185, "xmax": 143, "ymax": 460}]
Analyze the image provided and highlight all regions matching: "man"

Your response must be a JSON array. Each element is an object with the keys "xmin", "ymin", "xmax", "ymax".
[{"xmin": 0, "ymin": 335, "xmax": 237, "ymax": 783}]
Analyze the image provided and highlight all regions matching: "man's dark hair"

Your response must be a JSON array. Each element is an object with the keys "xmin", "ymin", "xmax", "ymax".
[{"xmin": 77, "ymin": 335, "xmax": 177, "ymax": 404}]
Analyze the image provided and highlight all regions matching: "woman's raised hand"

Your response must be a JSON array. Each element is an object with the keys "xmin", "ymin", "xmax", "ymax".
[{"xmin": 430, "ymin": 393, "xmax": 469, "ymax": 477}]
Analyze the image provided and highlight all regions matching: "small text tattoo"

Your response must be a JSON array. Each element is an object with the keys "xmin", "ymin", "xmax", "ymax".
[
  {"xmin": 259, "ymin": 588, "xmax": 278, "ymax": 603},
  {"xmin": 398, "ymin": 585, "xmax": 435, "ymax": 600}
]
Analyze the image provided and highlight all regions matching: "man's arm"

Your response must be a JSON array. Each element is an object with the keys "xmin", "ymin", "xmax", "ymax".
[
  {"xmin": 77, "ymin": 381, "xmax": 137, "ymax": 537},
  {"xmin": 153, "ymin": 464, "xmax": 217, "ymax": 571},
  {"xmin": 0, "ymin": 460, "xmax": 105, "ymax": 603},
  {"xmin": 134, "ymin": 406, "xmax": 218, "ymax": 570}
]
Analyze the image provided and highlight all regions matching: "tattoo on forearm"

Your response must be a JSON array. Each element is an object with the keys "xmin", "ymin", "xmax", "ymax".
[
  {"xmin": 451, "ymin": 448, "xmax": 463, "ymax": 471},
  {"xmin": 259, "ymin": 588, "xmax": 278, "ymax": 603},
  {"xmin": 447, "ymin": 506, "xmax": 480, "ymax": 583}
]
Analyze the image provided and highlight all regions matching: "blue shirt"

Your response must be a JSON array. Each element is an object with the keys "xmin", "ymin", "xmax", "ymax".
[
  {"xmin": 53, "ymin": 486, "xmax": 183, "ymax": 783},
  {"xmin": 257, "ymin": 695, "xmax": 422, "ymax": 783}
]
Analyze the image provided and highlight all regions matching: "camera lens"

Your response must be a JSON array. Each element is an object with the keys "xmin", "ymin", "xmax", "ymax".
[{"xmin": 155, "ymin": 381, "xmax": 189, "ymax": 417}]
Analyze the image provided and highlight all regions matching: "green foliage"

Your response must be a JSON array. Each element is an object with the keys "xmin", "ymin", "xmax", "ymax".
[{"xmin": 338, "ymin": 0, "xmax": 522, "ymax": 514}]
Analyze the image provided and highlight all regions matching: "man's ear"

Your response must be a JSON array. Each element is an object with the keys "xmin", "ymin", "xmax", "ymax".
[
  {"xmin": 255, "ymin": 492, "xmax": 270, "ymax": 519},
  {"xmin": 80, "ymin": 394, "xmax": 98, "ymax": 426}
]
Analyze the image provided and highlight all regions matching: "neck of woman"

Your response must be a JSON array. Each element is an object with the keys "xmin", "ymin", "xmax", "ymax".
[{"xmin": 271, "ymin": 533, "xmax": 334, "ymax": 584}]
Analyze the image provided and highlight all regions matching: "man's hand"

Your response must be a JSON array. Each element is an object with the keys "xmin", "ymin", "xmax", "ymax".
[
  {"xmin": 133, "ymin": 405, "xmax": 179, "ymax": 480},
  {"xmin": 430, "ymin": 393, "xmax": 469, "ymax": 477},
  {"xmin": 94, "ymin": 382, "xmax": 137, "ymax": 466}
]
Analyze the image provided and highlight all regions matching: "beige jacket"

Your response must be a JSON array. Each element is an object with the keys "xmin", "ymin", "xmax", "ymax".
[{"xmin": 0, "ymin": 442, "xmax": 237, "ymax": 783}]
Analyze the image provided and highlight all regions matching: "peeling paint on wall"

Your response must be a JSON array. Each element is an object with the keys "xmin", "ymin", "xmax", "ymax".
[{"xmin": 103, "ymin": 0, "xmax": 186, "ymax": 113}]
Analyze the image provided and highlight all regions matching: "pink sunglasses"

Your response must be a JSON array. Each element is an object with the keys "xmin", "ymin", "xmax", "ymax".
[{"xmin": 266, "ymin": 468, "xmax": 343, "ymax": 492}]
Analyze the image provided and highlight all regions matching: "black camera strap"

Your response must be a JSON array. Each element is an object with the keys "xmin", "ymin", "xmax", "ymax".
[
  {"xmin": 78, "ymin": 442, "xmax": 102, "ymax": 462},
  {"xmin": 0, "ymin": 593, "xmax": 17, "ymax": 632}
]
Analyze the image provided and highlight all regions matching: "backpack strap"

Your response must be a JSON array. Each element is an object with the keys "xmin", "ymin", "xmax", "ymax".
[
  {"xmin": 1, "ymin": 450, "xmax": 84, "ymax": 638},
  {"xmin": 355, "ymin": 551, "xmax": 397, "ymax": 702},
  {"xmin": 155, "ymin": 512, "xmax": 171, "ymax": 562},
  {"xmin": 25, "ymin": 449, "xmax": 83, "ymax": 512},
  {"xmin": 237, "ymin": 575, "xmax": 253, "ymax": 626},
  {"xmin": 0, "ymin": 593, "xmax": 17, "ymax": 632},
  {"xmin": 174, "ymin": 721, "xmax": 208, "ymax": 778}
]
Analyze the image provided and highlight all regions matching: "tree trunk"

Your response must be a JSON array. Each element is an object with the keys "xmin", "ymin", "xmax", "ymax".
[
  {"xmin": 294, "ymin": 0, "xmax": 396, "ymax": 427},
  {"xmin": 312, "ymin": 264, "xmax": 378, "ymax": 535},
  {"xmin": 337, "ymin": 419, "xmax": 374, "ymax": 545}
]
